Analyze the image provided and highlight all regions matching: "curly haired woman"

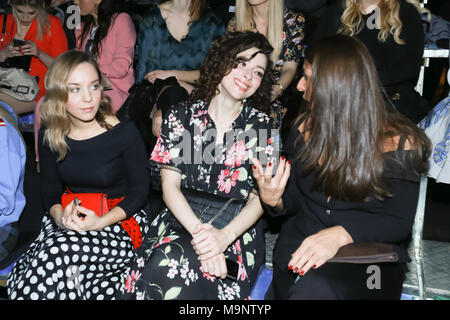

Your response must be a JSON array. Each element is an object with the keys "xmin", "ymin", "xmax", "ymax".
[{"xmin": 117, "ymin": 31, "xmax": 279, "ymax": 300}]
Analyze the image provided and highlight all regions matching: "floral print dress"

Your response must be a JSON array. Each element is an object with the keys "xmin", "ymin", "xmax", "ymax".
[
  {"xmin": 117, "ymin": 100, "xmax": 278, "ymax": 300},
  {"xmin": 227, "ymin": 10, "xmax": 305, "ymax": 129}
]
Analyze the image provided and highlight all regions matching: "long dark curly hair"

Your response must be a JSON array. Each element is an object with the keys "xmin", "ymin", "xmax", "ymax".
[{"xmin": 192, "ymin": 31, "xmax": 274, "ymax": 114}]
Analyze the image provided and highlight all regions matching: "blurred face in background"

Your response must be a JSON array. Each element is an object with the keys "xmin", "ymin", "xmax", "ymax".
[
  {"xmin": 73, "ymin": 0, "xmax": 101, "ymax": 16},
  {"xmin": 13, "ymin": 5, "xmax": 38, "ymax": 27}
]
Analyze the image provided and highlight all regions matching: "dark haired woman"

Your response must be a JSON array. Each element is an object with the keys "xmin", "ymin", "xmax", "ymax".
[
  {"xmin": 8, "ymin": 50, "xmax": 150, "ymax": 300},
  {"xmin": 74, "ymin": 0, "xmax": 136, "ymax": 112},
  {"xmin": 134, "ymin": 0, "xmax": 224, "ymax": 139},
  {"xmin": 252, "ymin": 34, "xmax": 431, "ymax": 300},
  {"xmin": 117, "ymin": 31, "xmax": 278, "ymax": 300}
]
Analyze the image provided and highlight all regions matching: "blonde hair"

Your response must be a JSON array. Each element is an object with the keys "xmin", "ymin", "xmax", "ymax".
[
  {"xmin": 235, "ymin": 0, "xmax": 284, "ymax": 65},
  {"xmin": 40, "ymin": 50, "xmax": 113, "ymax": 161},
  {"xmin": 339, "ymin": 0, "xmax": 429, "ymax": 45},
  {"xmin": 11, "ymin": 0, "xmax": 50, "ymax": 41}
]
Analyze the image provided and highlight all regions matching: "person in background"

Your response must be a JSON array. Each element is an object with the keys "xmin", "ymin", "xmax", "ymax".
[
  {"xmin": 0, "ymin": 102, "xmax": 26, "ymax": 264},
  {"xmin": 314, "ymin": 0, "xmax": 430, "ymax": 123},
  {"xmin": 74, "ymin": 0, "xmax": 136, "ymax": 113},
  {"xmin": 117, "ymin": 31, "xmax": 278, "ymax": 300},
  {"xmin": 0, "ymin": 0, "xmax": 68, "ymax": 115},
  {"xmin": 134, "ymin": 0, "xmax": 224, "ymax": 138},
  {"xmin": 227, "ymin": 0, "xmax": 305, "ymax": 130},
  {"xmin": 253, "ymin": 35, "xmax": 431, "ymax": 300},
  {"xmin": 7, "ymin": 50, "xmax": 150, "ymax": 300},
  {"xmin": 45, "ymin": 0, "xmax": 76, "ymax": 49}
]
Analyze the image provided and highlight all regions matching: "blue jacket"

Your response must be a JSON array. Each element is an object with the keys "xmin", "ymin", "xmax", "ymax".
[{"xmin": 0, "ymin": 102, "xmax": 26, "ymax": 228}]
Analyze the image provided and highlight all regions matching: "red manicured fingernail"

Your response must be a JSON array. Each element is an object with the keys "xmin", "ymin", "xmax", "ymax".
[
  {"xmin": 299, "ymin": 270, "xmax": 304, "ymax": 276},
  {"xmin": 268, "ymin": 162, "xmax": 272, "ymax": 167},
  {"xmin": 281, "ymin": 156, "xmax": 285, "ymax": 160},
  {"xmin": 293, "ymin": 267, "xmax": 299, "ymax": 273},
  {"xmin": 312, "ymin": 265, "xmax": 317, "ymax": 269},
  {"xmin": 288, "ymin": 265, "xmax": 293, "ymax": 270},
  {"xmin": 253, "ymin": 165, "xmax": 257, "ymax": 169},
  {"xmin": 287, "ymin": 160, "xmax": 291, "ymax": 165}
]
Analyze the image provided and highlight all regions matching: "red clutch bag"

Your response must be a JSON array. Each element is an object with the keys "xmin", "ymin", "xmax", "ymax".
[{"xmin": 61, "ymin": 193, "xmax": 109, "ymax": 217}]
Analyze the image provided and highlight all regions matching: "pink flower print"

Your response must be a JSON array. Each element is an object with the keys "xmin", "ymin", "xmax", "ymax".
[
  {"xmin": 224, "ymin": 141, "xmax": 247, "ymax": 168},
  {"xmin": 200, "ymin": 266, "xmax": 216, "ymax": 282},
  {"xmin": 150, "ymin": 138, "xmax": 171, "ymax": 164},
  {"xmin": 217, "ymin": 169, "xmax": 240, "ymax": 194},
  {"xmin": 124, "ymin": 270, "xmax": 141, "ymax": 293}
]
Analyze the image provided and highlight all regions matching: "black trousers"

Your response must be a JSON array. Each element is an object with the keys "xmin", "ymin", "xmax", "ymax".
[{"xmin": 267, "ymin": 260, "xmax": 406, "ymax": 300}]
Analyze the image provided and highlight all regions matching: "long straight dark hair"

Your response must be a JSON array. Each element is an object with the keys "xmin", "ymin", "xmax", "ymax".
[
  {"xmin": 296, "ymin": 35, "xmax": 430, "ymax": 202},
  {"xmin": 78, "ymin": 0, "xmax": 127, "ymax": 58}
]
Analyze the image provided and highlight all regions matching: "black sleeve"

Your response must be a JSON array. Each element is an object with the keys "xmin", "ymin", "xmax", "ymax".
[
  {"xmin": 115, "ymin": 123, "xmax": 150, "ymax": 217},
  {"xmin": 377, "ymin": 3, "xmax": 425, "ymax": 86},
  {"xmin": 339, "ymin": 176, "xmax": 419, "ymax": 244},
  {"xmin": 38, "ymin": 130, "xmax": 65, "ymax": 212},
  {"xmin": 311, "ymin": 0, "xmax": 344, "ymax": 43}
]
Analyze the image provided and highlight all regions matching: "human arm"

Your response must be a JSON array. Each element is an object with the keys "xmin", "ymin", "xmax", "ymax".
[
  {"xmin": 20, "ymin": 16, "xmax": 68, "ymax": 68},
  {"xmin": 271, "ymin": 60, "xmax": 299, "ymax": 101},
  {"xmin": 98, "ymin": 13, "xmax": 136, "ymax": 80},
  {"xmin": 144, "ymin": 69, "xmax": 200, "ymax": 86},
  {"xmin": 0, "ymin": 121, "xmax": 26, "ymax": 227}
]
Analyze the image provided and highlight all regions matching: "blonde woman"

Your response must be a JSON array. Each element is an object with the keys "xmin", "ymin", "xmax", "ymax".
[
  {"xmin": 314, "ymin": 0, "xmax": 430, "ymax": 123},
  {"xmin": 0, "ymin": 0, "xmax": 68, "ymax": 114},
  {"xmin": 227, "ymin": 0, "xmax": 305, "ymax": 130},
  {"xmin": 8, "ymin": 50, "xmax": 150, "ymax": 300}
]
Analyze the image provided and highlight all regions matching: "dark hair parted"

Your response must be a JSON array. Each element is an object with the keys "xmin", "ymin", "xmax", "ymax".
[
  {"xmin": 192, "ymin": 31, "xmax": 274, "ymax": 114},
  {"xmin": 78, "ymin": 0, "xmax": 128, "ymax": 58},
  {"xmin": 296, "ymin": 34, "xmax": 430, "ymax": 202}
]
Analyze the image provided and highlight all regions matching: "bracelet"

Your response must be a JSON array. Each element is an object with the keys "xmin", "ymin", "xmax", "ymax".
[{"xmin": 275, "ymin": 83, "xmax": 284, "ymax": 92}]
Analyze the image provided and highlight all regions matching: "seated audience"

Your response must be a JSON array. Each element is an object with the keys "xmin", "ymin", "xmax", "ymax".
[
  {"xmin": 253, "ymin": 35, "xmax": 431, "ymax": 300},
  {"xmin": 8, "ymin": 50, "xmax": 150, "ymax": 300},
  {"xmin": 74, "ymin": 0, "xmax": 136, "ymax": 112},
  {"xmin": 314, "ymin": 0, "xmax": 430, "ymax": 123},
  {"xmin": 117, "ymin": 31, "xmax": 278, "ymax": 300},
  {"xmin": 0, "ymin": 102, "xmax": 26, "ymax": 264},
  {"xmin": 134, "ymin": 0, "xmax": 224, "ymax": 139},
  {"xmin": 0, "ymin": 0, "xmax": 68, "ymax": 115},
  {"xmin": 227, "ymin": 0, "xmax": 305, "ymax": 130}
]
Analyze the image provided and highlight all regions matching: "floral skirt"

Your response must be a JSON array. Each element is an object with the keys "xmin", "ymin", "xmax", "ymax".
[
  {"xmin": 7, "ymin": 209, "xmax": 149, "ymax": 300},
  {"xmin": 116, "ymin": 196, "xmax": 265, "ymax": 300}
]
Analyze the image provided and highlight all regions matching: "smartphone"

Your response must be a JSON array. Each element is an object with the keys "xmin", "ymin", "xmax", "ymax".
[
  {"xmin": 225, "ymin": 258, "xmax": 239, "ymax": 281},
  {"xmin": 12, "ymin": 39, "xmax": 27, "ymax": 47}
]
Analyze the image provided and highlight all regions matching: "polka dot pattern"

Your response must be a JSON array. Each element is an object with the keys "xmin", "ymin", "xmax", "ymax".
[{"xmin": 7, "ymin": 210, "xmax": 149, "ymax": 300}]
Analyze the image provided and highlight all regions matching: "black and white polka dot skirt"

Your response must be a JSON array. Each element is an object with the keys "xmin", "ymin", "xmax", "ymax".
[{"xmin": 7, "ymin": 209, "xmax": 149, "ymax": 300}]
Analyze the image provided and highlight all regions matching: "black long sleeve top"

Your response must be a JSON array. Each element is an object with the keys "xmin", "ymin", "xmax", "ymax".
[
  {"xmin": 265, "ymin": 124, "xmax": 422, "ymax": 265},
  {"xmin": 38, "ymin": 121, "xmax": 149, "ymax": 218},
  {"xmin": 313, "ymin": 0, "xmax": 425, "ymax": 88}
]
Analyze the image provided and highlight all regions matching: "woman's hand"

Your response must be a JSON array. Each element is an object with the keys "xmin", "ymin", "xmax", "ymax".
[
  {"xmin": 191, "ymin": 224, "xmax": 234, "ymax": 261},
  {"xmin": 145, "ymin": 70, "xmax": 177, "ymax": 83},
  {"xmin": 288, "ymin": 226, "xmax": 353, "ymax": 276},
  {"xmin": 199, "ymin": 253, "xmax": 227, "ymax": 279},
  {"xmin": 0, "ymin": 42, "xmax": 22, "ymax": 61},
  {"xmin": 251, "ymin": 156, "xmax": 291, "ymax": 208},
  {"xmin": 19, "ymin": 40, "xmax": 41, "ymax": 58},
  {"xmin": 59, "ymin": 201, "xmax": 103, "ymax": 232}
]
